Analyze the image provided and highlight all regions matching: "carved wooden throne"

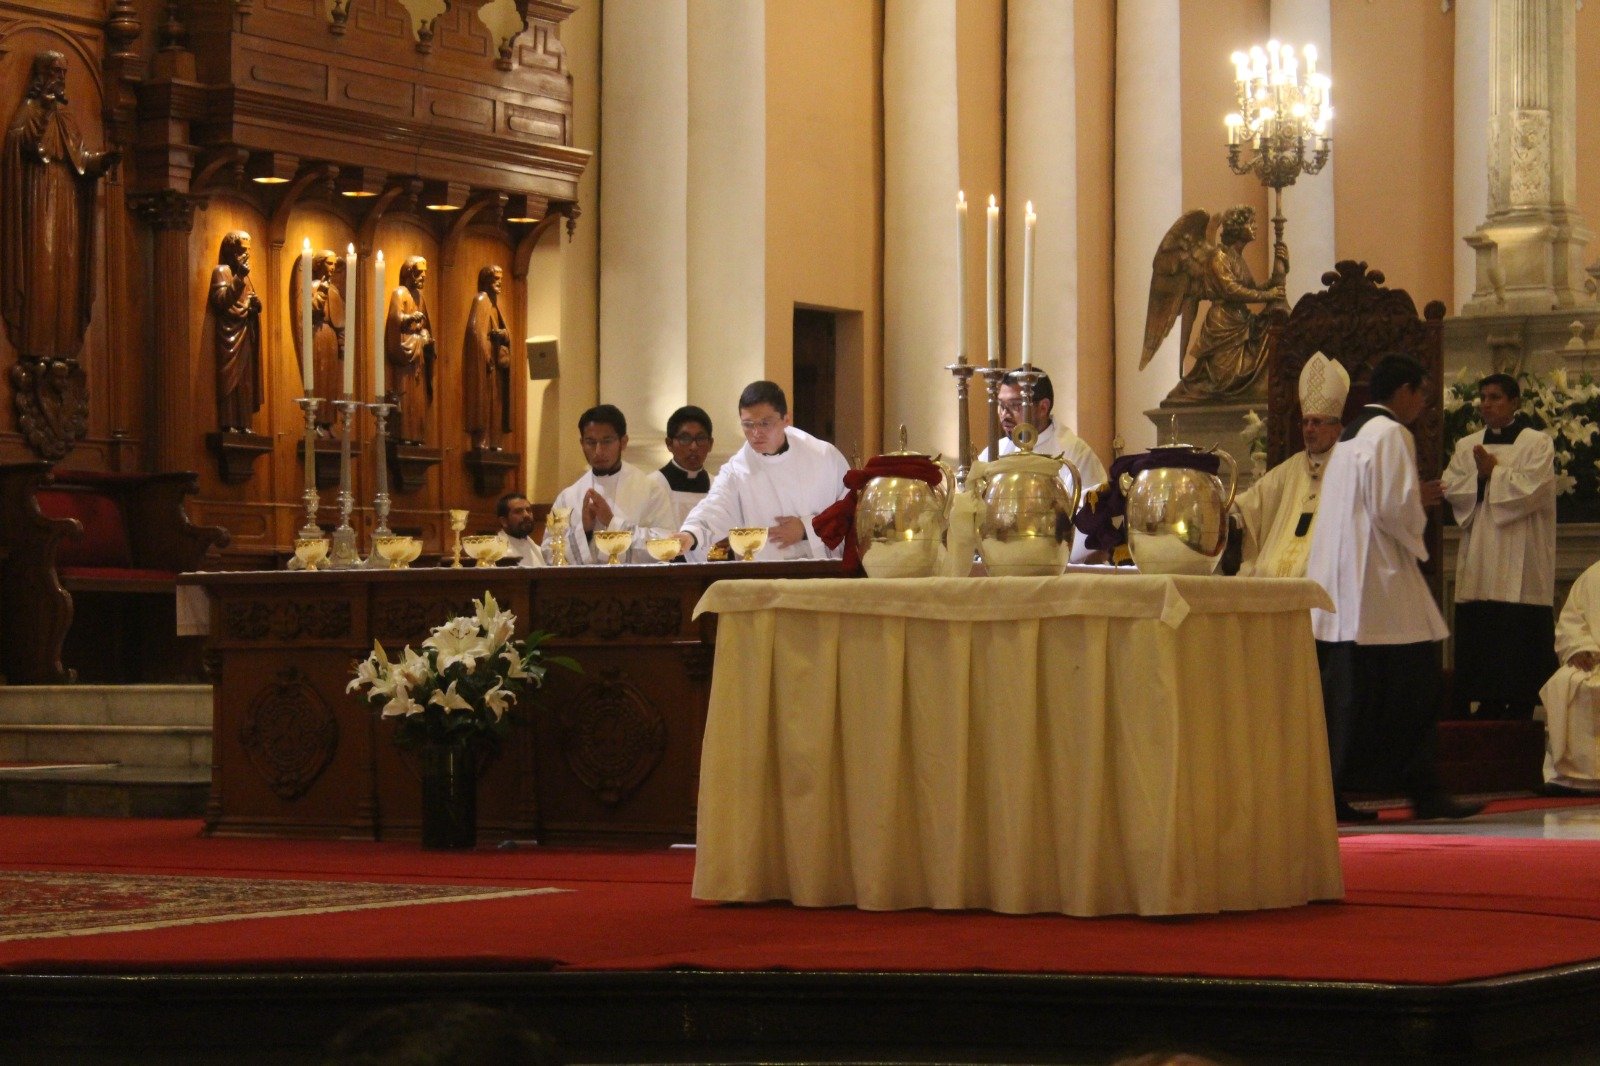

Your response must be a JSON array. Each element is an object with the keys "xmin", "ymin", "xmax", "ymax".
[{"xmin": 1267, "ymin": 260, "xmax": 1447, "ymax": 588}]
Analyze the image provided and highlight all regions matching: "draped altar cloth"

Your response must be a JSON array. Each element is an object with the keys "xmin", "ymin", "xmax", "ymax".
[{"xmin": 691, "ymin": 572, "xmax": 1343, "ymax": 916}]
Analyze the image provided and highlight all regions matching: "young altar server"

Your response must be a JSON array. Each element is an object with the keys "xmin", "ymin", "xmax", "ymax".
[
  {"xmin": 977, "ymin": 368, "xmax": 1108, "ymax": 564},
  {"xmin": 650, "ymin": 405, "xmax": 716, "ymax": 528},
  {"xmin": 676, "ymin": 380, "xmax": 850, "ymax": 562},
  {"xmin": 1441, "ymin": 373, "xmax": 1557, "ymax": 719},
  {"xmin": 544, "ymin": 404, "xmax": 677, "ymax": 565},
  {"xmin": 1539, "ymin": 559, "xmax": 1600, "ymax": 793},
  {"xmin": 1306, "ymin": 354, "xmax": 1481, "ymax": 823},
  {"xmin": 1234, "ymin": 353, "xmax": 1349, "ymax": 578}
]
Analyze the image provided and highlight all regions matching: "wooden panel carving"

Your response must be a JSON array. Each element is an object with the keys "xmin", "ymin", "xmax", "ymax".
[
  {"xmin": 222, "ymin": 599, "xmax": 353, "ymax": 642},
  {"xmin": 239, "ymin": 49, "xmax": 328, "ymax": 99},
  {"xmin": 420, "ymin": 86, "xmax": 494, "ymax": 130},
  {"xmin": 239, "ymin": 667, "xmax": 339, "ymax": 801},
  {"xmin": 559, "ymin": 670, "xmax": 668, "ymax": 806},
  {"xmin": 372, "ymin": 594, "xmax": 480, "ymax": 642},
  {"xmin": 333, "ymin": 70, "xmax": 414, "ymax": 115},
  {"xmin": 535, "ymin": 595, "xmax": 682, "ymax": 641}
]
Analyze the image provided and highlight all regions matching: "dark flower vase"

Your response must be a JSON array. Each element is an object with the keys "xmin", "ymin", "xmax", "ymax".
[{"xmin": 419, "ymin": 740, "xmax": 478, "ymax": 850}]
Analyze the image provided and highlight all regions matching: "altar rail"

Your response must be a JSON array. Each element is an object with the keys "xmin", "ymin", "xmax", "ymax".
[{"xmin": 180, "ymin": 561, "xmax": 835, "ymax": 843}]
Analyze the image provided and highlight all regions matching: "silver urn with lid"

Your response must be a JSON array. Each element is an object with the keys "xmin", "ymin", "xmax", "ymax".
[
  {"xmin": 1119, "ymin": 444, "xmax": 1239, "ymax": 575},
  {"xmin": 970, "ymin": 423, "xmax": 1083, "ymax": 577}
]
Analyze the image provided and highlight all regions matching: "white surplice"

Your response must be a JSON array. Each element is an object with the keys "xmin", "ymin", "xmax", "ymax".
[
  {"xmin": 1234, "ymin": 449, "xmax": 1328, "ymax": 579},
  {"xmin": 1441, "ymin": 424, "xmax": 1556, "ymax": 606},
  {"xmin": 502, "ymin": 533, "xmax": 547, "ymax": 567},
  {"xmin": 1307, "ymin": 407, "xmax": 1448, "ymax": 645},
  {"xmin": 1539, "ymin": 560, "xmax": 1600, "ymax": 790},
  {"xmin": 648, "ymin": 462, "xmax": 715, "ymax": 529},
  {"xmin": 544, "ymin": 461, "xmax": 677, "ymax": 565},
  {"xmin": 979, "ymin": 420, "xmax": 1109, "ymax": 564},
  {"xmin": 680, "ymin": 426, "xmax": 850, "ymax": 561}
]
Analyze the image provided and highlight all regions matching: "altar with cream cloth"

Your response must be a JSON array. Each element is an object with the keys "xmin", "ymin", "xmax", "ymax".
[{"xmin": 690, "ymin": 571, "xmax": 1344, "ymax": 917}]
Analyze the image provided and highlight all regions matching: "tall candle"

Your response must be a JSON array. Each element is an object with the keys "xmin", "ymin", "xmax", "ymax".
[
  {"xmin": 1021, "ymin": 202, "xmax": 1036, "ymax": 368},
  {"xmin": 956, "ymin": 191, "xmax": 967, "ymax": 364},
  {"xmin": 298, "ymin": 239, "xmax": 314, "ymax": 394},
  {"xmin": 343, "ymin": 244, "xmax": 357, "ymax": 396},
  {"xmin": 372, "ymin": 250, "xmax": 385, "ymax": 398},
  {"xmin": 985, "ymin": 194, "xmax": 999, "ymax": 367}
]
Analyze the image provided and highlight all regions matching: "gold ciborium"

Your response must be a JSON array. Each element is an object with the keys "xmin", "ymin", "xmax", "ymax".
[
  {"xmin": 292, "ymin": 536, "xmax": 330, "ymax": 571},
  {"xmin": 592, "ymin": 529, "xmax": 633, "ymax": 565},
  {"xmin": 448, "ymin": 509, "xmax": 469, "ymax": 568},
  {"xmin": 1120, "ymin": 445, "xmax": 1239, "ymax": 575},
  {"xmin": 462, "ymin": 533, "xmax": 510, "ymax": 567},
  {"xmin": 546, "ymin": 506, "xmax": 571, "ymax": 566},
  {"xmin": 646, "ymin": 536, "xmax": 683, "ymax": 563},
  {"xmin": 375, "ymin": 534, "xmax": 422, "ymax": 570},
  {"xmin": 726, "ymin": 526, "xmax": 769, "ymax": 562}
]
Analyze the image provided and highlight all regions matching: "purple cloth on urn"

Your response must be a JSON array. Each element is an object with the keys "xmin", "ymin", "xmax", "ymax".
[{"xmin": 1073, "ymin": 447, "xmax": 1222, "ymax": 554}]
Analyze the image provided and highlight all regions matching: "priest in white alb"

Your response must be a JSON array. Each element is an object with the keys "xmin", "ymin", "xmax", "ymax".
[
  {"xmin": 1540, "ymin": 559, "xmax": 1600, "ymax": 793},
  {"xmin": 544, "ymin": 404, "xmax": 677, "ymax": 565},
  {"xmin": 1234, "ymin": 353, "xmax": 1349, "ymax": 578},
  {"xmin": 1441, "ymin": 373, "xmax": 1557, "ymax": 719},
  {"xmin": 676, "ymin": 381, "xmax": 849, "ymax": 562}
]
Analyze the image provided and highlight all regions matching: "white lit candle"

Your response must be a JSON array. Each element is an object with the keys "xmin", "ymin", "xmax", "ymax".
[
  {"xmin": 1021, "ymin": 201, "xmax": 1036, "ymax": 369},
  {"xmin": 986, "ymin": 194, "xmax": 999, "ymax": 367},
  {"xmin": 372, "ymin": 250, "xmax": 385, "ymax": 398},
  {"xmin": 343, "ymin": 244, "xmax": 357, "ymax": 396},
  {"xmin": 956, "ymin": 191, "xmax": 967, "ymax": 364},
  {"xmin": 299, "ymin": 239, "xmax": 314, "ymax": 394}
]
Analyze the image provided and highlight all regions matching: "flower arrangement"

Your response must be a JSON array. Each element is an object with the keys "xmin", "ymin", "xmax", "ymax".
[
  {"xmin": 1444, "ymin": 367, "xmax": 1600, "ymax": 515},
  {"xmin": 347, "ymin": 591, "xmax": 573, "ymax": 748}
]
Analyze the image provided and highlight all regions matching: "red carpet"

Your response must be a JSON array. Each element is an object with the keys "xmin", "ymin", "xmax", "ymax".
[{"xmin": 2, "ymin": 814, "xmax": 1600, "ymax": 986}]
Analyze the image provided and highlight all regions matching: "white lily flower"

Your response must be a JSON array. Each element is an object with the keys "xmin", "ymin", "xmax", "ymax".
[
  {"xmin": 474, "ymin": 593, "xmax": 517, "ymax": 652},
  {"xmin": 1556, "ymin": 473, "xmax": 1578, "ymax": 496},
  {"xmin": 425, "ymin": 618, "xmax": 491, "ymax": 674},
  {"xmin": 381, "ymin": 685, "xmax": 424, "ymax": 719},
  {"xmin": 482, "ymin": 682, "xmax": 516, "ymax": 720},
  {"xmin": 501, "ymin": 647, "xmax": 532, "ymax": 680},
  {"xmin": 396, "ymin": 645, "xmax": 432, "ymax": 688},
  {"xmin": 429, "ymin": 680, "xmax": 474, "ymax": 714},
  {"xmin": 347, "ymin": 640, "xmax": 395, "ymax": 695}
]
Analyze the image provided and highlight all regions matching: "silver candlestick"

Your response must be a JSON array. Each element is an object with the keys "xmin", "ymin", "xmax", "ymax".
[
  {"xmin": 364, "ymin": 399, "xmax": 396, "ymax": 567},
  {"xmin": 328, "ymin": 397, "xmax": 362, "ymax": 568},
  {"xmin": 293, "ymin": 394, "xmax": 323, "ymax": 543},
  {"xmin": 944, "ymin": 358, "xmax": 978, "ymax": 490},
  {"xmin": 976, "ymin": 365, "xmax": 1008, "ymax": 462},
  {"xmin": 1009, "ymin": 363, "xmax": 1044, "ymax": 439}
]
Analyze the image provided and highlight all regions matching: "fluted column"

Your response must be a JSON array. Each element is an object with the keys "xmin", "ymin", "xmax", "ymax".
[
  {"xmin": 1454, "ymin": 0, "xmax": 1492, "ymax": 312},
  {"xmin": 1006, "ymin": 0, "xmax": 1078, "ymax": 418},
  {"xmin": 687, "ymin": 0, "xmax": 765, "ymax": 466},
  {"xmin": 1270, "ymin": 0, "xmax": 1335, "ymax": 304},
  {"xmin": 883, "ymin": 0, "xmax": 960, "ymax": 454},
  {"xmin": 133, "ymin": 192, "xmax": 199, "ymax": 474},
  {"xmin": 1113, "ymin": 0, "xmax": 1183, "ymax": 449},
  {"xmin": 599, "ymin": 0, "xmax": 688, "ymax": 441}
]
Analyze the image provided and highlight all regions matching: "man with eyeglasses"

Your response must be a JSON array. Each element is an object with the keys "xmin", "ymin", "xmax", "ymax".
[
  {"xmin": 1232, "ymin": 353, "xmax": 1348, "ymax": 579},
  {"xmin": 650, "ymin": 405, "xmax": 717, "ymax": 528},
  {"xmin": 977, "ymin": 368, "xmax": 1108, "ymax": 564},
  {"xmin": 675, "ymin": 380, "xmax": 849, "ymax": 561},
  {"xmin": 543, "ymin": 404, "xmax": 676, "ymax": 564}
]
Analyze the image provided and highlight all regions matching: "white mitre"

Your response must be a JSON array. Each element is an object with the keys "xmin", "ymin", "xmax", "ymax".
[{"xmin": 1298, "ymin": 353, "xmax": 1350, "ymax": 419}]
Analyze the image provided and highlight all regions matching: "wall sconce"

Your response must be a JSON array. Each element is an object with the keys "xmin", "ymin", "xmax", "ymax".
[
  {"xmin": 245, "ymin": 152, "xmax": 299, "ymax": 185},
  {"xmin": 338, "ymin": 166, "xmax": 386, "ymax": 198},
  {"xmin": 420, "ymin": 180, "xmax": 467, "ymax": 212}
]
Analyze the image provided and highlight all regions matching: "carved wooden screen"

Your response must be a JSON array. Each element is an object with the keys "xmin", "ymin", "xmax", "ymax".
[{"xmin": 1266, "ymin": 260, "xmax": 1448, "ymax": 587}]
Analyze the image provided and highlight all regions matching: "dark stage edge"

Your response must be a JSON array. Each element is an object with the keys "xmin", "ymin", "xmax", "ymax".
[{"xmin": 6, "ymin": 964, "xmax": 1600, "ymax": 1065}]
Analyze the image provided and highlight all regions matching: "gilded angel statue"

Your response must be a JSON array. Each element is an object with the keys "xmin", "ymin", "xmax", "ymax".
[{"xmin": 1140, "ymin": 204, "xmax": 1287, "ymax": 403}]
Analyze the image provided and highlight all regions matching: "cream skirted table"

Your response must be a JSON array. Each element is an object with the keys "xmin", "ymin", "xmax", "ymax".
[{"xmin": 689, "ymin": 571, "xmax": 1344, "ymax": 917}]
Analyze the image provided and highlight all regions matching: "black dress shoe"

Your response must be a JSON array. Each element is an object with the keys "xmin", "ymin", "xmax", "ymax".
[
  {"xmin": 1335, "ymin": 799, "xmax": 1379, "ymax": 823},
  {"xmin": 1411, "ymin": 795, "xmax": 1484, "ymax": 820}
]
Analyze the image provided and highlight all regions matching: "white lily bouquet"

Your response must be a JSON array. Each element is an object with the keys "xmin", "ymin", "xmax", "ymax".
[{"xmin": 348, "ymin": 592, "xmax": 573, "ymax": 749}]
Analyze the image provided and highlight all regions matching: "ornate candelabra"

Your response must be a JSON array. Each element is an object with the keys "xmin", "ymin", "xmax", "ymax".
[
  {"xmin": 292, "ymin": 394, "xmax": 323, "ymax": 542},
  {"xmin": 1224, "ymin": 41, "xmax": 1332, "ymax": 266},
  {"xmin": 328, "ymin": 397, "xmax": 362, "ymax": 568},
  {"xmin": 364, "ymin": 400, "xmax": 396, "ymax": 567}
]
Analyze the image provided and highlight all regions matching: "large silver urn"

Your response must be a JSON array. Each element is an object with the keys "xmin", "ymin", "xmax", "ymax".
[
  {"xmin": 970, "ymin": 424, "xmax": 1083, "ymax": 577},
  {"xmin": 1119, "ymin": 445, "xmax": 1239, "ymax": 575},
  {"xmin": 853, "ymin": 435, "xmax": 952, "ymax": 578}
]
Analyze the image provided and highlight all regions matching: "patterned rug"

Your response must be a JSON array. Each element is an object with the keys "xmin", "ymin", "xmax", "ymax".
[{"xmin": 0, "ymin": 871, "xmax": 565, "ymax": 942}]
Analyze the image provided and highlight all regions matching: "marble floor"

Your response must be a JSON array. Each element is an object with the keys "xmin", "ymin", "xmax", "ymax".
[{"xmin": 1341, "ymin": 801, "xmax": 1600, "ymax": 839}]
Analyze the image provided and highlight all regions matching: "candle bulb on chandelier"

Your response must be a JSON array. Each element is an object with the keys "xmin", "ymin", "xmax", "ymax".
[
  {"xmin": 298, "ymin": 238, "xmax": 314, "ymax": 395},
  {"xmin": 342, "ymin": 244, "xmax": 357, "ymax": 396},
  {"xmin": 956, "ymin": 191, "xmax": 967, "ymax": 364}
]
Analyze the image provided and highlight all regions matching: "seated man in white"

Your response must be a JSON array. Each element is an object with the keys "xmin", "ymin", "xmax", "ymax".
[
  {"xmin": 649, "ymin": 404, "xmax": 716, "ymax": 528},
  {"xmin": 496, "ymin": 492, "xmax": 546, "ymax": 566},
  {"xmin": 675, "ymin": 380, "xmax": 850, "ymax": 561},
  {"xmin": 543, "ymin": 404, "xmax": 677, "ymax": 565},
  {"xmin": 1539, "ymin": 559, "xmax": 1600, "ymax": 793},
  {"xmin": 977, "ymin": 368, "xmax": 1108, "ymax": 564}
]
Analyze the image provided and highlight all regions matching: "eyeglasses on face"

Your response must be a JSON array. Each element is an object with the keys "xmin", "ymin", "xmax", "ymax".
[
  {"xmin": 671, "ymin": 433, "xmax": 712, "ymax": 446},
  {"xmin": 740, "ymin": 417, "xmax": 782, "ymax": 433}
]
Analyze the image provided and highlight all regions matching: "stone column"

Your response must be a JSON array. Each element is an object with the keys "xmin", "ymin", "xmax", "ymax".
[
  {"xmin": 599, "ymin": 0, "xmax": 688, "ymax": 445},
  {"xmin": 1007, "ymin": 0, "xmax": 1078, "ymax": 419},
  {"xmin": 1462, "ymin": 0, "xmax": 1590, "ymax": 314},
  {"xmin": 687, "ymin": 0, "xmax": 765, "ymax": 465},
  {"xmin": 1454, "ymin": 0, "xmax": 1492, "ymax": 313},
  {"xmin": 133, "ymin": 191, "xmax": 198, "ymax": 474},
  {"xmin": 1270, "ymin": 0, "xmax": 1336, "ymax": 304},
  {"xmin": 883, "ymin": 0, "xmax": 960, "ymax": 455},
  {"xmin": 1113, "ymin": 0, "xmax": 1183, "ymax": 450}
]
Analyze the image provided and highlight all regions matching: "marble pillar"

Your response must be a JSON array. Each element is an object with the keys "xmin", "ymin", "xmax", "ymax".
[{"xmin": 1454, "ymin": 0, "xmax": 1492, "ymax": 314}]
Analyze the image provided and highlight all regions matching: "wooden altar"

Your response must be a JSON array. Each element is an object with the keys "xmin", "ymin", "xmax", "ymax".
[{"xmin": 180, "ymin": 561, "xmax": 833, "ymax": 843}]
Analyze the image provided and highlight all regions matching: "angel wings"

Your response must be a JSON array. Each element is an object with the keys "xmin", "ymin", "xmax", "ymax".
[{"xmin": 1139, "ymin": 209, "xmax": 1218, "ymax": 372}]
